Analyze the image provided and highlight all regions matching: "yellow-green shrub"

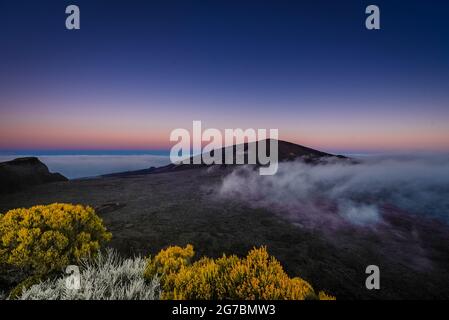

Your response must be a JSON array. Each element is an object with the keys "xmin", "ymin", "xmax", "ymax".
[
  {"xmin": 145, "ymin": 245, "xmax": 335, "ymax": 300},
  {"xmin": 318, "ymin": 291, "xmax": 336, "ymax": 300},
  {"xmin": 0, "ymin": 203, "xmax": 111, "ymax": 275}
]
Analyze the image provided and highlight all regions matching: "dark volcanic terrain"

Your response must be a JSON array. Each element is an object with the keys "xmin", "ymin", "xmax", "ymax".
[
  {"xmin": 0, "ymin": 157, "xmax": 67, "ymax": 194},
  {"xmin": 1, "ymin": 161, "xmax": 449, "ymax": 299},
  {"xmin": 1, "ymin": 141, "xmax": 449, "ymax": 299},
  {"xmin": 103, "ymin": 139, "xmax": 347, "ymax": 177}
]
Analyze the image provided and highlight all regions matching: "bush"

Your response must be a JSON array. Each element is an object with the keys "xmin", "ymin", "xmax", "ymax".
[
  {"xmin": 8, "ymin": 274, "xmax": 43, "ymax": 299},
  {"xmin": 17, "ymin": 249, "xmax": 160, "ymax": 300},
  {"xmin": 145, "ymin": 245, "xmax": 335, "ymax": 300},
  {"xmin": 0, "ymin": 203, "xmax": 112, "ymax": 276}
]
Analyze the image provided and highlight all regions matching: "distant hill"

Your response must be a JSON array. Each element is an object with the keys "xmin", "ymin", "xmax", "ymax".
[
  {"xmin": 104, "ymin": 139, "xmax": 347, "ymax": 177},
  {"xmin": 0, "ymin": 157, "xmax": 67, "ymax": 194}
]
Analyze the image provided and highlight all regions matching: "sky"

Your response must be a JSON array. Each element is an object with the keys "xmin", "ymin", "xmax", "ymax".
[{"xmin": 0, "ymin": 0, "xmax": 448, "ymax": 154}]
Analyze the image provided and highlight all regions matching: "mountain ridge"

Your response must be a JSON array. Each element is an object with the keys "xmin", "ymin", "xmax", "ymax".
[
  {"xmin": 0, "ymin": 157, "xmax": 68, "ymax": 194},
  {"xmin": 103, "ymin": 139, "xmax": 347, "ymax": 177}
]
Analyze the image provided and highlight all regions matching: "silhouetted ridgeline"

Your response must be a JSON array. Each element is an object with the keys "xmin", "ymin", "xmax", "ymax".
[
  {"xmin": 0, "ymin": 157, "xmax": 67, "ymax": 194},
  {"xmin": 103, "ymin": 139, "xmax": 348, "ymax": 177}
]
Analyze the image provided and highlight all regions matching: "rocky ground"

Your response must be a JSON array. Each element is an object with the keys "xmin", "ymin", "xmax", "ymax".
[{"xmin": 1, "ymin": 165, "xmax": 449, "ymax": 299}]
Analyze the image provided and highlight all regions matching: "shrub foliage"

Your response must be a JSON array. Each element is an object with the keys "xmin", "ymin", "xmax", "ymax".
[
  {"xmin": 0, "ymin": 203, "xmax": 112, "ymax": 275},
  {"xmin": 17, "ymin": 249, "xmax": 160, "ymax": 300},
  {"xmin": 0, "ymin": 202, "xmax": 335, "ymax": 300},
  {"xmin": 144, "ymin": 245, "xmax": 334, "ymax": 300}
]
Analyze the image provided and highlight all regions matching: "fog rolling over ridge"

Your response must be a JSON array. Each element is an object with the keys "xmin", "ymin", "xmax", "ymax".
[{"xmin": 219, "ymin": 155, "xmax": 449, "ymax": 227}]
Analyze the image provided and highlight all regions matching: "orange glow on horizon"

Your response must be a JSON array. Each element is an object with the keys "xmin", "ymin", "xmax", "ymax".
[{"xmin": 1, "ymin": 123, "xmax": 449, "ymax": 153}]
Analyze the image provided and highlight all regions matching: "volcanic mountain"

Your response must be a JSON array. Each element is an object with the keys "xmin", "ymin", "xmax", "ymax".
[
  {"xmin": 104, "ymin": 139, "xmax": 347, "ymax": 177},
  {"xmin": 1, "ymin": 141, "xmax": 449, "ymax": 299}
]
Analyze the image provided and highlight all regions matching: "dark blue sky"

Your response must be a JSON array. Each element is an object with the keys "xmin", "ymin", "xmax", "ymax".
[{"xmin": 0, "ymin": 0, "xmax": 448, "ymax": 152}]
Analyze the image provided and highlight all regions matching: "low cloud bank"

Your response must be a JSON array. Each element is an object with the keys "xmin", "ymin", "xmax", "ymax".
[
  {"xmin": 219, "ymin": 155, "xmax": 449, "ymax": 227},
  {"xmin": 0, "ymin": 155, "xmax": 170, "ymax": 179}
]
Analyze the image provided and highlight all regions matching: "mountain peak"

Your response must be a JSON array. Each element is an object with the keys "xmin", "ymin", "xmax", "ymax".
[{"xmin": 104, "ymin": 139, "xmax": 347, "ymax": 177}]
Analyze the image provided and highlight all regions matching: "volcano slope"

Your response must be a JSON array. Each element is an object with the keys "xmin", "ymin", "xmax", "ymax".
[{"xmin": 0, "ymin": 141, "xmax": 448, "ymax": 299}]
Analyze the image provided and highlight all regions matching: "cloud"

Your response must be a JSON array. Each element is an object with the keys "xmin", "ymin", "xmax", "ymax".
[
  {"xmin": 218, "ymin": 155, "xmax": 449, "ymax": 227},
  {"xmin": 0, "ymin": 155, "xmax": 170, "ymax": 179}
]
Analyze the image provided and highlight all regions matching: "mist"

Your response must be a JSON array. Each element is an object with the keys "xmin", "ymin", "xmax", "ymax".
[
  {"xmin": 218, "ymin": 155, "xmax": 449, "ymax": 227},
  {"xmin": 0, "ymin": 155, "xmax": 170, "ymax": 179}
]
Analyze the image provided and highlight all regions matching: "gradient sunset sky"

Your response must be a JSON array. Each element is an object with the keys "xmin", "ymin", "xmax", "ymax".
[{"xmin": 1, "ymin": 0, "xmax": 448, "ymax": 154}]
